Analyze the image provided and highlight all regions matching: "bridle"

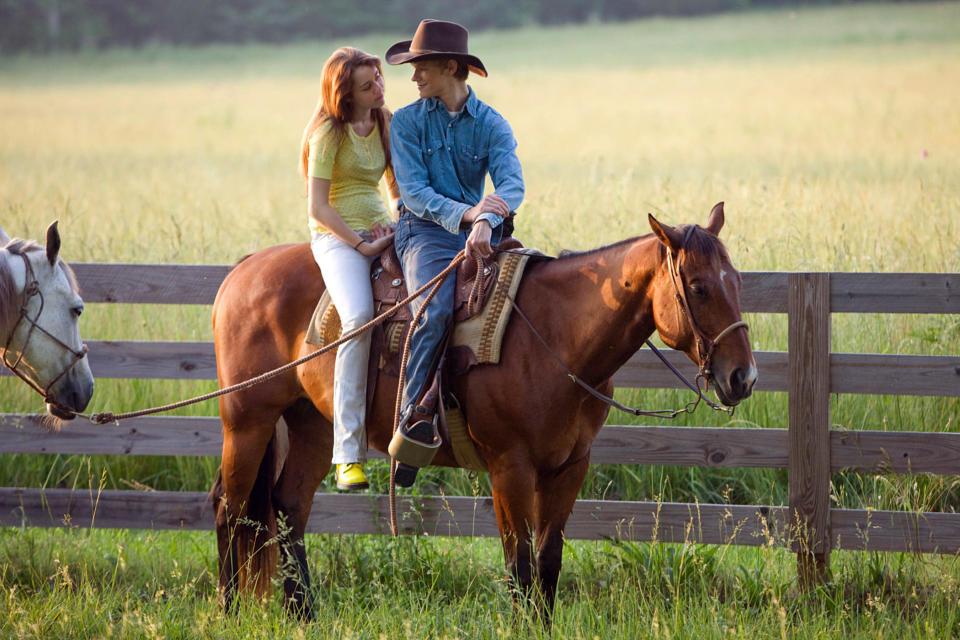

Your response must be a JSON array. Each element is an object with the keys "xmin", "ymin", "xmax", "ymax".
[
  {"xmin": 1, "ymin": 251, "xmax": 89, "ymax": 403},
  {"xmin": 664, "ymin": 225, "xmax": 749, "ymax": 397}
]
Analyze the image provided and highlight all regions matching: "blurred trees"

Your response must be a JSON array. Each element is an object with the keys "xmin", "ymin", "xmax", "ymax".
[{"xmin": 0, "ymin": 0, "xmax": 916, "ymax": 54}]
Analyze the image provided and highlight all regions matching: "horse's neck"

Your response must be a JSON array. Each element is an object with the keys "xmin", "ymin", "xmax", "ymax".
[{"xmin": 519, "ymin": 236, "xmax": 660, "ymax": 384}]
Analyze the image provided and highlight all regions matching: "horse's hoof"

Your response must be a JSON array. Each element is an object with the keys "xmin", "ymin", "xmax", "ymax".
[{"xmin": 393, "ymin": 462, "xmax": 419, "ymax": 488}]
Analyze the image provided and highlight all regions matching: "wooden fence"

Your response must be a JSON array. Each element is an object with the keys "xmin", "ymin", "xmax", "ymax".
[{"xmin": 2, "ymin": 264, "xmax": 959, "ymax": 582}]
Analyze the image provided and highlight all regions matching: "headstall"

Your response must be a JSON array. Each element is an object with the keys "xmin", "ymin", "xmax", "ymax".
[{"xmin": 1, "ymin": 252, "xmax": 88, "ymax": 403}]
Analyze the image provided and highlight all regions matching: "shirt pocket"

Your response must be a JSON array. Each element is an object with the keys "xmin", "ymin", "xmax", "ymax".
[
  {"xmin": 424, "ymin": 138, "xmax": 445, "ymax": 174},
  {"xmin": 459, "ymin": 143, "xmax": 488, "ymax": 166}
]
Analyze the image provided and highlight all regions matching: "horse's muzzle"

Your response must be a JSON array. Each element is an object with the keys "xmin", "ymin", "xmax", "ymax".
[
  {"xmin": 713, "ymin": 364, "xmax": 757, "ymax": 407},
  {"xmin": 46, "ymin": 371, "xmax": 94, "ymax": 420}
]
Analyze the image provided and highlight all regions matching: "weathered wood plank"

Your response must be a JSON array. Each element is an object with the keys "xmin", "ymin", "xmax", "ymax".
[
  {"xmin": 831, "ymin": 353, "xmax": 960, "ymax": 397},
  {"xmin": 0, "ymin": 414, "xmax": 225, "ymax": 456},
  {"xmin": 831, "ymin": 430, "xmax": 960, "ymax": 475},
  {"xmin": 590, "ymin": 426, "xmax": 788, "ymax": 468},
  {"xmin": 0, "ymin": 488, "xmax": 784, "ymax": 545},
  {"xmin": 72, "ymin": 263, "xmax": 231, "ymax": 304},
  {"xmin": 740, "ymin": 272, "xmax": 788, "ymax": 312},
  {"xmin": 9, "ymin": 341, "xmax": 943, "ymax": 398},
  {"xmin": 788, "ymin": 273, "xmax": 832, "ymax": 583},
  {"xmin": 830, "ymin": 273, "xmax": 960, "ymax": 314},
  {"xmin": 55, "ymin": 340, "xmax": 218, "ymax": 380},
  {"xmin": 4, "ymin": 488, "xmax": 957, "ymax": 553},
  {"xmin": 830, "ymin": 509, "xmax": 960, "ymax": 554},
  {"xmin": 70, "ymin": 265, "xmax": 959, "ymax": 314},
  {"xmin": 4, "ymin": 337, "xmax": 955, "ymax": 399},
  {"xmin": 4, "ymin": 416, "xmax": 959, "ymax": 479}
]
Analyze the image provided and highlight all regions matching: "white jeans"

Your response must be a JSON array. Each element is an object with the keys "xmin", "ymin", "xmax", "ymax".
[{"xmin": 310, "ymin": 231, "xmax": 375, "ymax": 464}]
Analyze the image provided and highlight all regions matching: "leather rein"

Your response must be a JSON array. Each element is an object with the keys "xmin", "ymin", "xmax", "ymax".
[
  {"xmin": 1, "ymin": 251, "xmax": 89, "ymax": 403},
  {"xmin": 501, "ymin": 230, "xmax": 748, "ymax": 419}
]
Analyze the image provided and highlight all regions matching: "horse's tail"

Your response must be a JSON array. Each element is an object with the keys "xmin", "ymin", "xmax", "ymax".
[{"xmin": 211, "ymin": 430, "xmax": 280, "ymax": 601}]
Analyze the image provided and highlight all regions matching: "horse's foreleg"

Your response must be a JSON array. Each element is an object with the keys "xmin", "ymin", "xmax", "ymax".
[
  {"xmin": 272, "ymin": 400, "xmax": 334, "ymax": 620},
  {"xmin": 490, "ymin": 464, "xmax": 538, "ymax": 610},
  {"xmin": 534, "ymin": 454, "xmax": 591, "ymax": 625}
]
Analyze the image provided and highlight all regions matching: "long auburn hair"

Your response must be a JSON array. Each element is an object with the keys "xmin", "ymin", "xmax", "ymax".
[{"xmin": 299, "ymin": 47, "xmax": 392, "ymax": 182}]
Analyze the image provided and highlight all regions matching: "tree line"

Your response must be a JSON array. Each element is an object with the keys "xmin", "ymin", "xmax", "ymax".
[{"xmin": 0, "ymin": 0, "xmax": 915, "ymax": 55}]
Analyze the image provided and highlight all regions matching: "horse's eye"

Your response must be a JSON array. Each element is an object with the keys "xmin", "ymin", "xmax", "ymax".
[
  {"xmin": 689, "ymin": 282, "xmax": 708, "ymax": 298},
  {"xmin": 72, "ymin": 306, "xmax": 83, "ymax": 318}
]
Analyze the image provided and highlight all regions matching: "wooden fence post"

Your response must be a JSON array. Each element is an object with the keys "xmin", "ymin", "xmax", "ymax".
[{"xmin": 788, "ymin": 272, "xmax": 831, "ymax": 587}]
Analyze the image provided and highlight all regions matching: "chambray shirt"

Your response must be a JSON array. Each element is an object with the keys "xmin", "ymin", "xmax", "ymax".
[{"xmin": 390, "ymin": 87, "xmax": 524, "ymax": 234}]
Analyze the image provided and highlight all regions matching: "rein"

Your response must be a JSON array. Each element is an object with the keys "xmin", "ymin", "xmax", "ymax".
[
  {"xmin": 71, "ymin": 252, "xmax": 467, "ymax": 425},
  {"xmin": 1, "ymin": 252, "xmax": 89, "ymax": 403}
]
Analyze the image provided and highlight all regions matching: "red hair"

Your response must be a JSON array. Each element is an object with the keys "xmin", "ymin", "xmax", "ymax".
[{"xmin": 299, "ymin": 47, "xmax": 392, "ymax": 182}]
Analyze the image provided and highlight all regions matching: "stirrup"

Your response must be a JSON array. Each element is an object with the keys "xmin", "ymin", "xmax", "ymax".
[{"xmin": 389, "ymin": 409, "xmax": 441, "ymax": 487}]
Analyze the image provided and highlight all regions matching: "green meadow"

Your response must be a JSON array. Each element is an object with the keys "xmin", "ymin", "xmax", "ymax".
[{"xmin": 1, "ymin": 3, "xmax": 959, "ymax": 638}]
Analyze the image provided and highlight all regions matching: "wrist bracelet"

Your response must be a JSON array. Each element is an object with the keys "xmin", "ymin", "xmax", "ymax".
[{"xmin": 353, "ymin": 238, "xmax": 364, "ymax": 250}]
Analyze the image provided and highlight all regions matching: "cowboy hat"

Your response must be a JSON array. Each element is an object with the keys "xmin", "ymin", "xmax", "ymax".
[{"xmin": 385, "ymin": 19, "xmax": 487, "ymax": 77}]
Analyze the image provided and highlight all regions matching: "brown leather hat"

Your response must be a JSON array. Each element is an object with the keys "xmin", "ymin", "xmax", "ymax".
[{"xmin": 385, "ymin": 19, "xmax": 487, "ymax": 77}]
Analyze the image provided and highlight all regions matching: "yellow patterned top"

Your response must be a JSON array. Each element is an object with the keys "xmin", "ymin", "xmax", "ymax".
[{"xmin": 307, "ymin": 119, "xmax": 392, "ymax": 234}]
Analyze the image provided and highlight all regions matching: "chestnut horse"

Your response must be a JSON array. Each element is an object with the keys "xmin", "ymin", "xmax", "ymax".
[{"xmin": 211, "ymin": 202, "xmax": 757, "ymax": 620}]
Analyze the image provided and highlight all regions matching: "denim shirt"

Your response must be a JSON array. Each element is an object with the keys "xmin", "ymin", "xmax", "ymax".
[{"xmin": 389, "ymin": 87, "xmax": 524, "ymax": 235}]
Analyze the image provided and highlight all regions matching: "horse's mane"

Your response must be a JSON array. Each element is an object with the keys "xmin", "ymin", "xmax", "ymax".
[
  {"xmin": 0, "ymin": 239, "xmax": 80, "ymax": 338},
  {"xmin": 555, "ymin": 225, "xmax": 730, "ymax": 266},
  {"xmin": 556, "ymin": 236, "xmax": 641, "ymax": 261}
]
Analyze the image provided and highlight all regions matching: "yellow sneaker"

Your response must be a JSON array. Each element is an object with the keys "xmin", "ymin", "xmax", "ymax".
[{"xmin": 335, "ymin": 463, "xmax": 369, "ymax": 491}]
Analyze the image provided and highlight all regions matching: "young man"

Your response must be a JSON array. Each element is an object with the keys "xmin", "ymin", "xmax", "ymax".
[{"xmin": 385, "ymin": 19, "xmax": 524, "ymax": 486}]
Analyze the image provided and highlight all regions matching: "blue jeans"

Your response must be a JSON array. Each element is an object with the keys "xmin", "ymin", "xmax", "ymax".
[{"xmin": 393, "ymin": 210, "xmax": 503, "ymax": 418}]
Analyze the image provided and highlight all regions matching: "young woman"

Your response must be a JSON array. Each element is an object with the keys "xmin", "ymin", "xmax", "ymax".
[{"xmin": 299, "ymin": 47, "xmax": 398, "ymax": 490}]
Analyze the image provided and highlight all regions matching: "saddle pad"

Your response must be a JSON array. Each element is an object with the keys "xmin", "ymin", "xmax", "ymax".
[
  {"xmin": 304, "ymin": 288, "xmax": 337, "ymax": 347},
  {"xmin": 305, "ymin": 250, "xmax": 536, "ymax": 363},
  {"xmin": 449, "ymin": 250, "xmax": 532, "ymax": 364}
]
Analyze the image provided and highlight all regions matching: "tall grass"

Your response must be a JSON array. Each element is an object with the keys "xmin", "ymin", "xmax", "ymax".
[{"xmin": 1, "ymin": 3, "xmax": 959, "ymax": 637}]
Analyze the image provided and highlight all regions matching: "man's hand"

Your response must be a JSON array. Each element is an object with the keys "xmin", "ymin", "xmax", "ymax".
[
  {"xmin": 462, "ymin": 194, "xmax": 510, "ymax": 224},
  {"xmin": 465, "ymin": 220, "xmax": 493, "ymax": 260}
]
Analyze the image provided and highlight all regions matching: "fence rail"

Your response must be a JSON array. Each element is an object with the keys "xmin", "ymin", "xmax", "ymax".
[{"xmin": 2, "ymin": 262, "xmax": 959, "ymax": 582}]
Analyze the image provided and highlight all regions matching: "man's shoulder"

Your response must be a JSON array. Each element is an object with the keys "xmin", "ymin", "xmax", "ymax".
[
  {"xmin": 469, "ymin": 92, "xmax": 511, "ymax": 129},
  {"xmin": 394, "ymin": 99, "xmax": 429, "ymax": 120}
]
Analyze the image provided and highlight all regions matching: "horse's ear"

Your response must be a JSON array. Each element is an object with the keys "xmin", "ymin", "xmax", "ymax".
[
  {"xmin": 46, "ymin": 220, "xmax": 61, "ymax": 266},
  {"xmin": 648, "ymin": 213, "xmax": 684, "ymax": 253},
  {"xmin": 705, "ymin": 202, "xmax": 725, "ymax": 236},
  {"xmin": 0, "ymin": 224, "xmax": 9, "ymax": 246}
]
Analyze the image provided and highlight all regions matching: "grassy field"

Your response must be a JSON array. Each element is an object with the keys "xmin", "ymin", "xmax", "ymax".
[{"xmin": 1, "ymin": 2, "xmax": 959, "ymax": 638}]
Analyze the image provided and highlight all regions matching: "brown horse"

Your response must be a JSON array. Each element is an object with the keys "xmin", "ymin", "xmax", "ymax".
[{"xmin": 211, "ymin": 202, "xmax": 757, "ymax": 620}]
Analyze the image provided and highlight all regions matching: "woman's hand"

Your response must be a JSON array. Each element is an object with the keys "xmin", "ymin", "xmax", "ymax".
[
  {"xmin": 356, "ymin": 232, "xmax": 395, "ymax": 257},
  {"xmin": 368, "ymin": 222, "xmax": 394, "ymax": 240}
]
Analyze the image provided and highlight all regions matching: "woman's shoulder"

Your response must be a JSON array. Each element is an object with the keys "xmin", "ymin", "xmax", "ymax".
[{"xmin": 309, "ymin": 118, "xmax": 342, "ymax": 148}]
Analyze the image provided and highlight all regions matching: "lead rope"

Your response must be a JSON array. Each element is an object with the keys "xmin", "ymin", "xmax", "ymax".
[
  {"xmin": 73, "ymin": 252, "xmax": 468, "ymax": 425},
  {"xmin": 388, "ymin": 251, "xmax": 470, "ymax": 537}
]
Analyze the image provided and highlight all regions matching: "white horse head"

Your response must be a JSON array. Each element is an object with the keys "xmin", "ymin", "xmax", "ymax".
[{"xmin": 1, "ymin": 221, "xmax": 94, "ymax": 420}]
